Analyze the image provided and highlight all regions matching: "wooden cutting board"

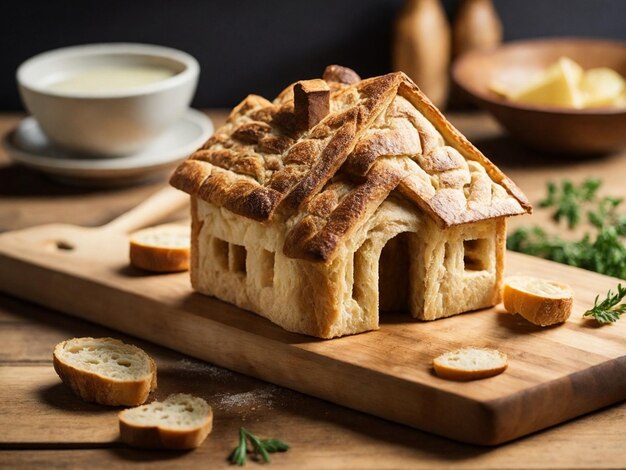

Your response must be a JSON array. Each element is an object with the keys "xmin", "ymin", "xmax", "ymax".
[{"xmin": 0, "ymin": 188, "xmax": 624, "ymax": 446}]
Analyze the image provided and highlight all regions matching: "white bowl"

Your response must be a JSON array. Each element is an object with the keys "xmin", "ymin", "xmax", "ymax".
[{"xmin": 17, "ymin": 43, "xmax": 199, "ymax": 157}]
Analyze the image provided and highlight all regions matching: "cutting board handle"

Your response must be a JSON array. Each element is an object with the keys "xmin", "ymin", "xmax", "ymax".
[{"xmin": 102, "ymin": 186, "xmax": 189, "ymax": 234}]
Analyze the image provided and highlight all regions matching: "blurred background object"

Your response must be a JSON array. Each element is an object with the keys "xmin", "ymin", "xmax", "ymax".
[
  {"xmin": 449, "ymin": 0, "xmax": 502, "ymax": 107},
  {"xmin": 392, "ymin": 0, "xmax": 450, "ymax": 108},
  {"xmin": 453, "ymin": 38, "xmax": 626, "ymax": 154},
  {"xmin": 16, "ymin": 44, "xmax": 200, "ymax": 156},
  {"xmin": 1, "ymin": 0, "xmax": 625, "ymax": 109},
  {"xmin": 452, "ymin": 0, "xmax": 502, "ymax": 58}
]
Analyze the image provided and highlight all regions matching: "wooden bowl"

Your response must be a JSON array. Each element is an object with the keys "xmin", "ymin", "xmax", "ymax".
[{"xmin": 452, "ymin": 38, "xmax": 626, "ymax": 154}]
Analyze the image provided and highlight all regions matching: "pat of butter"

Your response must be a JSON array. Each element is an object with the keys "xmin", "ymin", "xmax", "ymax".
[
  {"xmin": 490, "ymin": 57, "xmax": 626, "ymax": 109},
  {"xmin": 580, "ymin": 67, "xmax": 626, "ymax": 107},
  {"xmin": 510, "ymin": 57, "xmax": 584, "ymax": 108}
]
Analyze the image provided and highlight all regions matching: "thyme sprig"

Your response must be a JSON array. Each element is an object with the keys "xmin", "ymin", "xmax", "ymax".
[
  {"xmin": 229, "ymin": 427, "xmax": 289, "ymax": 466},
  {"xmin": 583, "ymin": 284, "xmax": 626, "ymax": 324}
]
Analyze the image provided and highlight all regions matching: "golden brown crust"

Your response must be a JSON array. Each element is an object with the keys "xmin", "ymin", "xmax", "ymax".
[
  {"xmin": 502, "ymin": 276, "xmax": 573, "ymax": 326},
  {"xmin": 129, "ymin": 225, "xmax": 190, "ymax": 273},
  {"xmin": 119, "ymin": 418, "xmax": 212, "ymax": 449},
  {"xmin": 118, "ymin": 398, "xmax": 213, "ymax": 449},
  {"xmin": 232, "ymin": 121, "xmax": 272, "ymax": 144},
  {"xmin": 169, "ymin": 160, "xmax": 212, "ymax": 196},
  {"xmin": 344, "ymin": 128, "xmax": 419, "ymax": 176},
  {"xmin": 323, "ymin": 64, "xmax": 362, "ymax": 84},
  {"xmin": 170, "ymin": 66, "xmax": 531, "ymax": 263},
  {"xmin": 397, "ymin": 77, "xmax": 532, "ymax": 224},
  {"xmin": 191, "ymin": 164, "xmax": 283, "ymax": 222},
  {"xmin": 171, "ymin": 70, "xmax": 404, "ymax": 230},
  {"xmin": 53, "ymin": 340, "xmax": 157, "ymax": 406},
  {"xmin": 284, "ymin": 160, "xmax": 404, "ymax": 261},
  {"xmin": 130, "ymin": 244, "xmax": 189, "ymax": 273},
  {"xmin": 433, "ymin": 361, "xmax": 508, "ymax": 381},
  {"xmin": 280, "ymin": 109, "xmax": 359, "ymax": 213}
]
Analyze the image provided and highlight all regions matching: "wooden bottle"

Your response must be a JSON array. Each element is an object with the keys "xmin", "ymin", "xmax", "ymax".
[
  {"xmin": 393, "ymin": 0, "xmax": 451, "ymax": 108},
  {"xmin": 452, "ymin": 0, "xmax": 502, "ymax": 58}
]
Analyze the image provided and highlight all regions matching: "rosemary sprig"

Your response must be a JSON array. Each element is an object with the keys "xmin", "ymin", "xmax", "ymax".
[
  {"xmin": 583, "ymin": 284, "xmax": 626, "ymax": 324},
  {"xmin": 229, "ymin": 427, "xmax": 289, "ymax": 466},
  {"xmin": 229, "ymin": 428, "xmax": 249, "ymax": 466}
]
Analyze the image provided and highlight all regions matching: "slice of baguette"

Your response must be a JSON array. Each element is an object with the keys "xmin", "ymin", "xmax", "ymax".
[
  {"xmin": 119, "ymin": 394, "xmax": 213, "ymax": 449},
  {"xmin": 433, "ymin": 347, "xmax": 508, "ymax": 381},
  {"xmin": 53, "ymin": 337, "xmax": 156, "ymax": 406},
  {"xmin": 129, "ymin": 224, "xmax": 190, "ymax": 273},
  {"xmin": 503, "ymin": 275, "xmax": 573, "ymax": 326}
]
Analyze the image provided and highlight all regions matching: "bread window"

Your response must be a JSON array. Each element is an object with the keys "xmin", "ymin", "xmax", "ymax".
[{"xmin": 463, "ymin": 238, "xmax": 489, "ymax": 271}]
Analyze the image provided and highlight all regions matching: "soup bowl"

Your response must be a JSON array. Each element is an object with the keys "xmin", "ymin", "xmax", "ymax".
[
  {"xmin": 452, "ymin": 38, "xmax": 626, "ymax": 155},
  {"xmin": 17, "ymin": 43, "xmax": 199, "ymax": 157}
]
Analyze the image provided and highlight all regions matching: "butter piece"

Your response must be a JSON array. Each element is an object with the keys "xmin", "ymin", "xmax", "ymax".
[
  {"xmin": 510, "ymin": 57, "xmax": 584, "ymax": 108},
  {"xmin": 580, "ymin": 67, "xmax": 626, "ymax": 107}
]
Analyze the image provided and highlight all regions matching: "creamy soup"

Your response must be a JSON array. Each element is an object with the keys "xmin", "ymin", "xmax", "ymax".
[{"xmin": 47, "ymin": 65, "xmax": 176, "ymax": 93}]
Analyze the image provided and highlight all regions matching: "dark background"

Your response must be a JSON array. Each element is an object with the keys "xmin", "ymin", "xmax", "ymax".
[{"xmin": 1, "ymin": 0, "xmax": 625, "ymax": 109}]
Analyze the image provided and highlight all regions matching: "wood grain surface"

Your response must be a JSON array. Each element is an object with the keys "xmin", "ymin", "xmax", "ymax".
[
  {"xmin": 1, "ymin": 110, "xmax": 625, "ymax": 468},
  {"xmin": 0, "ymin": 215, "xmax": 624, "ymax": 445}
]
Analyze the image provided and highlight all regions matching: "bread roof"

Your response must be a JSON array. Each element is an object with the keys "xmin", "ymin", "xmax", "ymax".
[{"xmin": 171, "ymin": 65, "xmax": 531, "ymax": 263}]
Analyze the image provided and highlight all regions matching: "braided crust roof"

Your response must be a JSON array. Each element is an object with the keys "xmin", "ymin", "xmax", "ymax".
[{"xmin": 171, "ymin": 66, "xmax": 531, "ymax": 263}]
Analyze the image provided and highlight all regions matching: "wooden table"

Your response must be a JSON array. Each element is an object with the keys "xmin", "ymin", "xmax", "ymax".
[{"xmin": 0, "ymin": 110, "xmax": 624, "ymax": 469}]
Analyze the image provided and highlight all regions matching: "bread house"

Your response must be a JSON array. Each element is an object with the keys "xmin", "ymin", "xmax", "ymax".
[{"xmin": 170, "ymin": 65, "xmax": 531, "ymax": 338}]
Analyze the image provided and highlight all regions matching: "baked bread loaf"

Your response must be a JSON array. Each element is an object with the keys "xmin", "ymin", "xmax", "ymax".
[
  {"xmin": 170, "ymin": 65, "xmax": 531, "ymax": 338},
  {"xmin": 129, "ymin": 224, "xmax": 190, "ymax": 273},
  {"xmin": 503, "ymin": 276, "xmax": 573, "ymax": 326},
  {"xmin": 119, "ymin": 394, "xmax": 213, "ymax": 449},
  {"xmin": 53, "ymin": 337, "xmax": 157, "ymax": 406},
  {"xmin": 433, "ymin": 347, "xmax": 508, "ymax": 380}
]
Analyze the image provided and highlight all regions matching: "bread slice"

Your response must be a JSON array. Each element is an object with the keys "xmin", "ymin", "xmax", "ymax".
[
  {"xmin": 53, "ymin": 337, "xmax": 157, "ymax": 406},
  {"xmin": 503, "ymin": 275, "xmax": 573, "ymax": 326},
  {"xmin": 433, "ymin": 347, "xmax": 508, "ymax": 381},
  {"xmin": 129, "ymin": 224, "xmax": 190, "ymax": 272},
  {"xmin": 119, "ymin": 394, "xmax": 213, "ymax": 449}
]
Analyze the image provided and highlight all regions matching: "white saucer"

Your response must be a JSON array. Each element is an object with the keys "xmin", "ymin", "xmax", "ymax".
[{"xmin": 3, "ymin": 109, "xmax": 213, "ymax": 186}]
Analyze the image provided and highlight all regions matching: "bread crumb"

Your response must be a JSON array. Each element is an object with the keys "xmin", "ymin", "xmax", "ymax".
[
  {"xmin": 176, "ymin": 358, "xmax": 234, "ymax": 382},
  {"xmin": 175, "ymin": 358, "xmax": 288, "ymax": 414},
  {"xmin": 214, "ymin": 386, "xmax": 283, "ymax": 413}
]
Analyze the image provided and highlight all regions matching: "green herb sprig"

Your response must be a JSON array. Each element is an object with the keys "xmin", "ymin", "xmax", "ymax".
[
  {"xmin": 229, "ymin": 427, "xmax": 289, "ymax": 466},
  {"xmin": 507, "ymin": 226, "xmax": 626, "ymax": 279},
  {"xmin": 508, "ymin": 178, "xmax": 626, "ymax": 279},
  {"xmin": 539, "ymin": 178, "xmax": 601, "ymax": 229},
  {"xmin": 583, "ymin": 284, "xmax": 626, "ymax": 324},
  {"xmin": 587, "ymin": 196, "xmax": 626, "ymax": 234}
]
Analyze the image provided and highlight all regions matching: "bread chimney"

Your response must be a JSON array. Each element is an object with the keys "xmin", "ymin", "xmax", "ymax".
[{"xmin": 294, "ymin": 79, "xmax": 330, "ymax": 131}]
